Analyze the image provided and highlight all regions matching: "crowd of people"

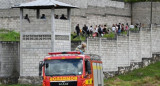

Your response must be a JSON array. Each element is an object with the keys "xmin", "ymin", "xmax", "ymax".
[{"xmin": 74, "ymin": 23, "xmax": 141, "ymax": 38}]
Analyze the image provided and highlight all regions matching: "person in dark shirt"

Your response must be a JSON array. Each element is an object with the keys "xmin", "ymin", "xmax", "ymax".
[
  {"xmin": 40, "ymin": 14, "xmax": 46, "ymax": 19},
  {"xmin": 117, "ymin": 23, "xmax": 121, "ymax": 35},
  {"xmin": 76, "ymin": 24, "xmax": 80, "ymax": 36},
  {"xmin": 24, "ymin": 14, "xmax": 30, "ymax": 23},
  {"xmin": 98, "ymin": 25, "xmax": 102, "ymax": 37},
  {"xmin": 73, "ymin": 24, "xmax": 80, "ymax": 39},
  {"xmin": 60, "ymin": 14, "xmax": 67, "ymax": 20},
  {"xmin": 103, "ymin": 25, "xmax": 107, "ymax": 34},
  {"xmin": 82, "ymin": 24, "xmax": 88, "ymax": 36}
]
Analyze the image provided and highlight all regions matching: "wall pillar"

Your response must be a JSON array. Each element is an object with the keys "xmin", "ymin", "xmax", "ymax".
[
  {"xmin": 20, "ymin": 8, "xmax": 23, "ymax": 76},
  {"xmin": 36, "ymin": 9, "xmax": 40, "ymax": 19},
  {"xmin": 51, "ymin": 8, "xmax": 55, "ymax": 52}
]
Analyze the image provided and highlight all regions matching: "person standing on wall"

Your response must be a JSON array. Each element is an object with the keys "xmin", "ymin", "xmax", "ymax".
[
  {"xmin": 118, "ymin": 23, "xmax": 121, "ymax": 35},
  {"xmin": 82, "ymin": 24, "xmax": 88, "ymax": 37},
  {"xmin": 73, "ymin": 24, "xmax": 80, "ymax": 39},
  {"xmin": 103, "ymin": 25, "xmax": 107, "ymax": 34},
  {"xmin": 98, "ymin": 25, "xmax": 102, "ymax": 37},
  {"xmin": 89, "ymin": 26, "xmax": 93, "ymax": 37}
]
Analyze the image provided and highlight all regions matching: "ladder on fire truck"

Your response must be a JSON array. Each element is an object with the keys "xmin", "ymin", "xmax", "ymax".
[{"xmin": 48, "ymin": 51, "xmax": 101, "ymax": 61}]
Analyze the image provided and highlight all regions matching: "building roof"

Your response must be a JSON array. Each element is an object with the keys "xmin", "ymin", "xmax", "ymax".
[{"xmin": 12, "ymin": 0, "xmax": 77, "ymax": 9}]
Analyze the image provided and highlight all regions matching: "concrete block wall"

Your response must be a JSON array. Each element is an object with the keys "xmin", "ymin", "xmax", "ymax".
[
  {"xmin": 141, "ymin": 28, "xmax": 151, "ymax": 58},
  {"xmin": 87, "ymin": 38, "xmax": 118, "ymax": 72},
  {"xmin": 21, "ymin": 34, "xmax": 52, "ymax": 76},
  {"xmin": 101, "ymin": 39, "xmax": 117, "ymax": 71},
  {"xmin": 20, "ymin": 18, "xmax": 71, "ymax": 76},
  {"xmin": 117, "ymin": 36, "xmax": 130, "ymax": 67},
  {"xmin": 87, "ymin": 26, "xmax": 160, "ymax": 73},
  {"xmin": 132, "ymin": 2, "xmax": 160, "ymax": 27},
  {"xmin": 87, "ymin": 38, "xmax": 100, "ymax": 55},
  {"xmin": 21, "ymin": 18, "xmax": 52, "ymax": 76},
  {"xmin": 58, "ymin": 0, "xmax": 125, "ymax": 8},
  {"xmin": 129, "ymin": 32, "xmax": 141, "ymax": 62},
  {"xmin": 0, "ymin": 0, "xmax": 125, "ymax": 9},
  {"xmin": 0, "ymin": 42, "xmax": 19, "ymax": 77},
  {"xmin": 152, "ymin": 26, "xmax": 160, "ymax": 53},
  {"xmin": 22, "ymin": 19, "xmax": 51, "ymax": 32},
  {"xmin": 54, "ymin": 20, "xmax": 71, "ymax": 52}
]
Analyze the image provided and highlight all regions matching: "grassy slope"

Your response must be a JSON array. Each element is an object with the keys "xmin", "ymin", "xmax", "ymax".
[{"xmin": 105, "ymin": 61, "xmax": 160, "ymax": 86}]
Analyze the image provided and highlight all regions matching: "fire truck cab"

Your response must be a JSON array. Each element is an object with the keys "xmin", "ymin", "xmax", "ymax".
[{"xmin": 39, "ymin": 51, "xmax": 104, "ymax": 86}]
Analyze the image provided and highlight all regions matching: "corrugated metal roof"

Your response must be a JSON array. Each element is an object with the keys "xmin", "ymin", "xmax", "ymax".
[{"xmin": 13, "ymin": 0, "xmax": 77, "ymax": 9}]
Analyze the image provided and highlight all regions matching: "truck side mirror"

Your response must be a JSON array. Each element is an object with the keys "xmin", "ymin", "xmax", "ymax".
[
  {"xmin": 85, "ymin": 60, "xmax": 91, "ymax": 74},
  {"xmin": 39, "ymin": 61, "xmax": 44, "ymax": 76}
]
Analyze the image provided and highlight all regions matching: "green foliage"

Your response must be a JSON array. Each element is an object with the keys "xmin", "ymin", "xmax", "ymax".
[
  {"xmin": 130, "ymin": 28, "xmax": 139, "ymax": 32},
  {"xmin": 105, "ymin": 61, "xmax": 160, "ymax": 86},
  {"xmin": 103, "ymin": 32, "xmax": 115, "ymax": 39},
  {"xmin": 121, "ymin": 31, "xmax": 127, "ymax": 35},
  {"xmin": 0, "ymin": 29, "xmax": 20, "ymax": 41},
  {"xmin": 71, "ymin": 33, "xmax": 86, "ymax": 41}
]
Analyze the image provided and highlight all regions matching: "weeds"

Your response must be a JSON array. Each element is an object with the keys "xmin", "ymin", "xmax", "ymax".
[
  {"xmin": 0, "ymin": 29, "xmax": 20, "ymax": 41},
  {"xmin": 105, "ymin": 61, "xmax": 160, "ymax": 86}
]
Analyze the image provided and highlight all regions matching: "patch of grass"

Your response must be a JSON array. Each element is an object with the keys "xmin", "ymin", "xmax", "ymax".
[
  {"xmin": 0, "ymin": 29, "xmax": 20, "ymax": 41},
  {"xmin": 103, "ymin": 32, "xmax": 115, "ymax": 39},
  {"xmin": 130, "ymin": 28, "xmax": 139, "ymax": 32},
  {"xmin": 121, "ymin": 31, "xmax": 127, "ymax": 35},
  {"xmin": 105, "ymin": 61, "xmax": 160, "ymax": 86},
  {"xmin": 71, "ymin": 33, "xmax": 86, "ymax": 41}
]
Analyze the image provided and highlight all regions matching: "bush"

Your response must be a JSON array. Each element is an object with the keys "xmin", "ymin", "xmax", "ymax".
[
  {"xmin": 0, "ymin": 29, "xmax": 20, "ymax": 41},
  {"xmin": 130, "ymin": 28, "xmax": 139, "ymax": 32},
  {"xmin": 103, "ymin": 32, "xmax": 115, "ymax": 39},
  {"xmin": 71, "ymin": 33, "xmax": 86, "ymax": 41}
]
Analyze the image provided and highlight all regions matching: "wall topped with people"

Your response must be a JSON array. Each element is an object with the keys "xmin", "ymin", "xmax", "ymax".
[
  {"xmin": 0, "ymin": 1, "xmax": 160, "ymax": 32},
  {"xmin": 86, "ymin": 25, "xmax": 160, "ymax": 73},
  {"xmin": 0, "ymin": 0, "xmax": 131, "ymax": 32}
]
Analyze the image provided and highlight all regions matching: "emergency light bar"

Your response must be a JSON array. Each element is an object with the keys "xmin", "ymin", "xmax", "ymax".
[{"xmin": 48, "ymin": 51, "xmax": 81, "ymax": 55}]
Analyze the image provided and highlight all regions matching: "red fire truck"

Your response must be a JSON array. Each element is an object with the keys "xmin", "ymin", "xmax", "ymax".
[{"xmin": 39, "ymin": 51, "xmax": 104, "ymax": 86}]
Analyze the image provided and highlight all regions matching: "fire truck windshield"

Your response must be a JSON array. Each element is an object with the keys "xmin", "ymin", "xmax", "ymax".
[{"xmin": 45, "ymin": 59, "xmax": 83, "ymax": 76}]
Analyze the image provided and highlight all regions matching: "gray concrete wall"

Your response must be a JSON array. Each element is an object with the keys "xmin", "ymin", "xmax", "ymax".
[
  {"xmin": 129, "ymin": 32, "xmax": 141, "ymax": 62},
  {"xmin": 141, "ymin": 28, "xmax": 151, "ymax": 58},
  {"xmin": 0, "ymin": 42, "xmax": 19, "ymax": 78},
  {"xmin": 87, "ymin": 38, "xmax": 118, "ymax": 71},
  {"xmin": 117, "ymin": 36, "xmax": 130, "ymax": 67},
  {"xmin": 132, "ymin": 2, "xmax": 160, "ymax": 27},
  {"xmin": 20, "ymin": 18, "xmax": 71, "ymax": 76},
  {"xmin": 87, "ymin": 25, "xmax": 160, "ymax": 72},
  {"xmin": 152, "ymin": 26, "xmax": 160, "ymax": 53},
  {"xmin": 21, "ymin": 18, "xmax": 52, "ymax": 75},
  {"xmin": 101, "ymin": 39, "xmax": 117, "ymax": 71}
]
